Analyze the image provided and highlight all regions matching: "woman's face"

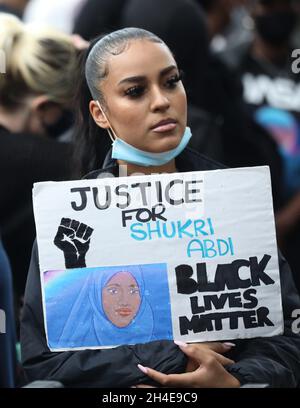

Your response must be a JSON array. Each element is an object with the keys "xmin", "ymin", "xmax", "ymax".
[
  {"xmin": 91, "ymin": 39, "xmax": 187, "ymax": 153},
  {"xmin": 102, "ymin": 271, "xmax": 141, "ymax": 328}
]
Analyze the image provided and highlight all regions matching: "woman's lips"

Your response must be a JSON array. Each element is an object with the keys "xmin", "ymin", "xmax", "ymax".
[
  {"xmin": 152, "ymin": 122, "xmax": 177, "ymax": 133},
  {"xmin": 117, "ymin": 308, "xmax": 132, "ymax": 317}
]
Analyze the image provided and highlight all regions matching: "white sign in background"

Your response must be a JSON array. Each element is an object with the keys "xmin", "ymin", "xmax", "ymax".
[{"xmin": 33, "ymin": 166, "xmax": 283, "ymax": 347}]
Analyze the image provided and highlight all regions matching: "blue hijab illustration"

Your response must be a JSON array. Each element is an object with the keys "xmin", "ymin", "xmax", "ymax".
[{"xmin": 56, "ymin": 265, "xmax": 155, "ymax": 348}]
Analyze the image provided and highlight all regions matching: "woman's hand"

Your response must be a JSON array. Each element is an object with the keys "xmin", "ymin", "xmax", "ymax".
[
  {"xmin": 137, "ymin": 341, "xmax": 240, "ymax": 388},
  {"xmin": 184, "ymin": 341, "xmax": 235, "ymax": 373}
]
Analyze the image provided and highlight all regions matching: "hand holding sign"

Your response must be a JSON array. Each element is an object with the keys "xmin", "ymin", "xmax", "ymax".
[
  {"xmin": 54, "ymin": 218, "xmax": 93, "ymax": 268},
  {"xmin": 137, "ymin": 341, "xmax": 240, "ymax": 388}
]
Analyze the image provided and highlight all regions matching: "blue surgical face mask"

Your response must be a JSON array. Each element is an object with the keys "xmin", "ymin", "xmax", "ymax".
[
  {"xmin": 111, "ymin": 127, "xmax": 192, "ymax": 167},
  {"xmin": 96, "ymin": 101, "xmax": 192, "ymax": 167}
]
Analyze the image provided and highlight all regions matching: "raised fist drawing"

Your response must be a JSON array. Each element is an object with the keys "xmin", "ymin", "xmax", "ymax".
[{"xmin": 54, "ymin": 218, "xmax": 94, "ymax": 268}]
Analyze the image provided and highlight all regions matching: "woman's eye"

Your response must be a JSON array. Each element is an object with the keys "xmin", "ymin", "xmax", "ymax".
[
  {"xmin": 165, "ymin": 73, "xmax": 182, "ymax": 89},
  {"xmin": 130, "ymin": 288, "xmax": 139, "ymax": 295},
  {"xmin": 107, "ymin": 288, "xmax": 118, "ymax": 295},
  {"xmin": 124, "ymin": 85, "xmax": 145, "ymax": 98}
]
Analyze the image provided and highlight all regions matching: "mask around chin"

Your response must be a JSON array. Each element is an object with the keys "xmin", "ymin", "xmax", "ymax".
[
  {"xmin": 255, "ymin": 11, "xmax": 296, "ymax": 45},
  {"xmin": 111, "ymin": 127, "xmax": 192, "ymax": 167}
]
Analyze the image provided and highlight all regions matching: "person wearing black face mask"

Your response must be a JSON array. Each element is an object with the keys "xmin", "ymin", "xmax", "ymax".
[
  {"xmin": 252, "ymin": 0, "xmax": 297, "ymax": 61},
  {"xmin": 254, "ymin": 1, "xmax": 297, "ymax": 45},
  {"xmin": 220, "ymin": 0, "xmax": 298, "ymax": 74},
  {"xmin": 220, "ymin": 0, "xmax": 300, "ymax": 294},
  {"xmin": 39, "ymin": 104, "xmax": 75, "ymax": 141}
]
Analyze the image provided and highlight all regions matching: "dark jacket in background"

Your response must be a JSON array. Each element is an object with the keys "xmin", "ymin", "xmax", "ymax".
[
  {"xmin": 0, "ymin": 239, "xmax": 16, "ymax": 388},
  {"xmin": 21, "ymin": 148, "xmax": 300, "ymax": 387}
]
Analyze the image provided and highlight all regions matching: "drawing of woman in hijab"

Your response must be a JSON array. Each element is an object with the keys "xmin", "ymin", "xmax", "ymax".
[{"xmin": 56, "ymin": 265, "xmax": 156, "ymax": 349}]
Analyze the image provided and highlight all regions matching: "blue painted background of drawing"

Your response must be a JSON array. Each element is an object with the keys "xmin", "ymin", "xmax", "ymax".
[{"xmin": 43, "ymin": 263, "xmax": 173, "ymax": 349}]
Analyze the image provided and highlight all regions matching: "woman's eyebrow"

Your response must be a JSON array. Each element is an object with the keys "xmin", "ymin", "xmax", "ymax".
[
  {"xmin": 160, "ymin": 65, "xmax": 177, "ymax": 76},
  {"xmin": 118, "ymin": 75, "xmax": 145, "ymax": 85},
  {"xmin": 118, "ymin": 65, "xmax": 177, "ymax": 85}
]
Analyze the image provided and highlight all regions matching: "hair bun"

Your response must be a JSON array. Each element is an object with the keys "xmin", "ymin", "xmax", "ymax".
[{"xmin": 0, "ymin": 13, "xmax": 27, "ymax": 74}]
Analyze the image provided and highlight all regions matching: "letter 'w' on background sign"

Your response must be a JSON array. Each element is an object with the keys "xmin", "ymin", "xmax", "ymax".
[{"xmin": 33, "ymin": 166, "xmax": 283, "ymax": 351}]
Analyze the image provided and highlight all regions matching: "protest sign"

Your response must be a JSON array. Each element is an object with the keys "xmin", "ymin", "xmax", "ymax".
[{"xmin": 33, "ymin": 166, "xmax": 283, "ymax": 351}]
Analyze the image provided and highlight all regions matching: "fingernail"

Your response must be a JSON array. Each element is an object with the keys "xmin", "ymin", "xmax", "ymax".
[
  {"xmin": 137, "ymin": 364, "xmax": 148, "ymax": 374},
  {"xmin": 174, "ymin": 340, "xmax": 188, "ymax": 348},
  {"xmin": 223, "ymin": 342, "xmax": 236, "ymax": 348}
]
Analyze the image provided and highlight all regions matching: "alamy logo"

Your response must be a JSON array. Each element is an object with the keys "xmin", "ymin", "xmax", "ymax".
[
  {"xmin": 0, "ymin": 49, "xmax": 6, "ymax": 74},
  {"xmin": 292, "ymin": 49, "xmax": 300, "ymax": 74},
  {"xmin": 0, "ymin": 309, "xmax": 6, "ymax": 334}
]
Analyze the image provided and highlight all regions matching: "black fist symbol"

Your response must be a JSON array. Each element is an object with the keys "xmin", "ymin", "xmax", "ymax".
[{"xmin": 54, "ymin": 218, "xmax": 93, "ymax": 268}]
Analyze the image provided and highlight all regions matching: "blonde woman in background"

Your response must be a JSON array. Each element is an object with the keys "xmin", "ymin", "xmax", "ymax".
[{"xmin": 0, "ymin": 13, "xmax": 79, "ymax": 305}]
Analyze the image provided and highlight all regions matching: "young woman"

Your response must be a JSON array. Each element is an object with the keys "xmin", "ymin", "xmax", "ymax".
[{"xmin": 21, "ymin": 28, "xmax": 300, "ymax": 388}]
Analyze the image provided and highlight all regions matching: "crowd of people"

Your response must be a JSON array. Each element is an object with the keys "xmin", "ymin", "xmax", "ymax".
[{"xmin": 0, "ymin": 0, "xmax": 300, "ymax": 388}]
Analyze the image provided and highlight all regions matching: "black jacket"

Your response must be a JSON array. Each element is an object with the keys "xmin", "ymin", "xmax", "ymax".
[{"xmin": 21, "ymin": 148, "xmax": 300, "ymax": 387}]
